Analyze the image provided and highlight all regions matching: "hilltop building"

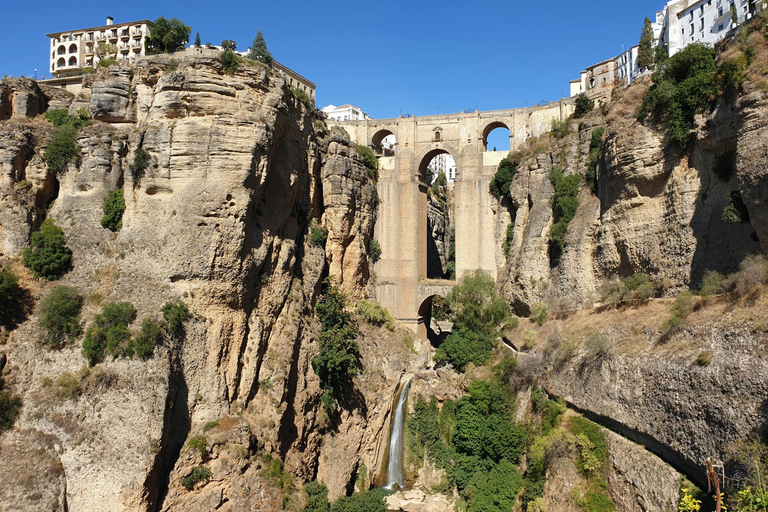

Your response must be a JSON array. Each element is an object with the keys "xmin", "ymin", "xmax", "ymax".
[
  {"xmin": 321, "ymin": 104, "xmax": 370, "ymax": 121},
  {"xmin": 46, "ymin": 17, "xmax": 153, "ymax": 77},
  {"xmin": 570, "ymin": 0, "xmax": 765, "ymax": 97}
]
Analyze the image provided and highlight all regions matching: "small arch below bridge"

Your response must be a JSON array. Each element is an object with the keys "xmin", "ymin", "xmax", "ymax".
[{"xmin": 416, "ymin": 281, "xmax": 454, "ymax": 342}]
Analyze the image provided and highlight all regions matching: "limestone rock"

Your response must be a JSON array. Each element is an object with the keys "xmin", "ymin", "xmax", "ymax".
[{"xmin": 0, "ymin": 78, "xmax": 46, "ymax": 120}]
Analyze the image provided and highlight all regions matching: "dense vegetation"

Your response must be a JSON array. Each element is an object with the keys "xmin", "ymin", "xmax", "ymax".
[
  {"xmin": 22, "ymin": 219, "xmax": 72, "ymax": 280},
  {"xmin": 81, "ymin": 302, "xmax": 138, "ymax": 365},
  {"xmin": 43, "ymin": 109, "xmax": 89, "ymax": 172},
  {"xmin": 586, "ymin": 128, "xmax": 605, "ymax": 193},
  {"xmin": 368, "ymin": 238, "xmax": 381, "ymax": 264},
  {"xmin": 220, "ymin": 48, "xmax": 240, "ymax": 74},
  {"xmin": 548, "ymin": 168, "xmax": 582, "ymax": 258},
  {"xmin": 312, "ymin": 280, "xmax": 360, "ymax": 412},
  {"xmin": 145, "ymin": 17, "xmax": 191, "ymax": 55},
  {"xmin": 573, "ymin": 93, "xmax": 594, "ymax": 118},
  {"xmin": 637, "ymin": 43, "xmax": 718, "ymax": 146},
  {"xmin": 489, "ymin": 156, "xmax": 519, "ymax": 200},
  {"xmin": 356, "ymin": 299, "xmax": 394, "ymax": 331},
  {"xmin": 434, "ymin": 270, "xmax": 512, "ymax": 372},
  {"xmin": 304, "ymin": 484, "xmax": 386, "ymax": 512},
  {"xmin": 101, "ymin": 189, "xmax": 126, "ymax": 231},
  {"xmin": 0, "ymin": 265, "xmax": 25, "ymax": 327},
  {"xmin": 39, "ymin": 286, "xmax": 83, "ymax": 347},
  {"xmin": 356, "ymin": 144, "xmax": 378, "ymax": 179}
]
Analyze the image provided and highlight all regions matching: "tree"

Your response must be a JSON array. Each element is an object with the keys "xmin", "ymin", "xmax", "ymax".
[
  {"xmin": 39, "ymin": 286, "xmax": 83, "ymax": 347},
  {"xmin": 248, "ymin": 31, "xmax": 273, "ymax": 65},
  {"xmin": 145, "ymin": 17, "xmax": 191, "ymax": 55},
  {"xmin": 194, "ymin": 32, "xmax": 201, "ymax": 48},
  {"xmin": 638, "ymin": 17, "xmax": 655, "ymax": 71},
  {"xmin": 221, "ymin": 39, "xmax": 236, "ymax": 50},
  {"xmin": 22, "ymin": 219, "xmax": 72, "ymax": 280},
  {"xmin": 95, "ymin": 42, "xmax": 117, "ymax": 60},
  {"xmin": 573, "ymin": 93, "xmax": 594, "ymax": 118}
]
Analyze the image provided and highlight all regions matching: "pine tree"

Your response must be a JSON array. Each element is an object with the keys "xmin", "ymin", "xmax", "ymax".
[
  {"xmin": 638, "ymin": 17, "xmax": 655, "ymax": 71},
  {"xmin": 248, "ymin": 31, "xmax": 273, "ymax": 66},
  {"xmin": 194, "ymin": 32, "xmax": 201, "ymax": 48}
]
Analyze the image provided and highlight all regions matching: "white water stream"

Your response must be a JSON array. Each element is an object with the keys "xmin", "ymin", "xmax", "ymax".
[{"xmin": 385, "ymin": 380, "xmax": 411, "ymax": 489}]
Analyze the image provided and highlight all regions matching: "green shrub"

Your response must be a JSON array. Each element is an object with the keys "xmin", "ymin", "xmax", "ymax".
[
  {"xmin": 446, "ymin": 270, "xmax": 510, "ymax": 335},
  {"xmin": 356, "ymin": 144, "xmax": 378, "ymax": 178},
  {"xmin": 548, "ymin": 168, "xmax": 582, "ymax": 256},
  {"xmin": 568, "ymin": 416, "xmax": 609, "ymax": 478},
  {"xmin": 219, "ymin": 48, "xmax": 240, "ymax": 74},
  {"xmin": 145, "ymin": 17, "xmax": 191, "ymax": 54},
  {"xmin": 130, "ymin": 147, "xmax": 150, "ymax": 182},
  {"xmin": 489, "ymin": 157, "xmax": 518, "ymax": 200},
  {"xmin": 503, "ymin": 222, "xmax": 514, "ymax": 258},
  {"xmin": 586, "ymin": 128, "xmax": 605, "ymax": 193},
  {"xmin": 162, "ymin": 301, "xmax": 189, "ymax": 335},
  {"xmin": 181, "ymin": 465, "xmax": 211, "ymax": 490},
  {"xmin": 22, "ymin": 219, "xmax": 72, "ymax": 280},
  {"xmin": 293, "ymin": 87, "xmax": 314, "ymax": 109},
  {"xmin": 329, "ymin": 489, "xmax": 386, "ymax": 512},
  {"xmin": 101, "ymin": 189, "xmax": 126, "ymax": 231},
  {"xmin": 521, "ymin": 329, "xmax": 537, "ymax": 349},
  {"xmin": 601, "ymin": 273, "xmax": 659, "ymax": 305},
  {"xmin": 725, "ymin": 254, "xmax": 768, "ymax": 296},
  {"xmin": 304, "ymin": 481, "xmax": 330, "ymax": 512},
  {"xmin": 203, "ymin": 421, "xmax": 219, "ymax": 432},
  {"xmin": 310, "ymin": 224, "xmax": 328, "ymax": 248},
  {"xmin": 662, "ymin": 291, "xmax": 695, "ymax": 334},
  {"xmin": 722, "ymin": 190, "xmax": 750, "ymax": 224},
  {"xmin": 637, "ymin": 43, "xmax": 718, "ymax": 146},
  {"xmin": 0, "ymin": 265, "xmax": 24, "ymax": 327},
  {"xmin": 550, "ymin": 118, "xmax": 569, "ymax": 138},
  {"xmin": 0, "ymin": 391, "xmax": 21, "ymax": 432},
  {"xmin": 356, "ymin": 299, "xmax": 394, "ymax": 330},
  {"xmin": 82, "ymin": 302, "xmax": 137, "ymax": 365},
  {"xmin": 530, "ymin": 303, "xmax": 548, "ymax": 326},
  {"xmin": 699, "ymin": 270, "xmax": 726, "ymax": 296},
  {"xmin": 133, "ymin": 318, "xmax": 163, "ymax": 359},
  {"xmin": 312, "ymin": 280, "xmax": 359, "ymax": 411},
  {"xmin": 39, "ymin": 286, "xmax": 83, "ymax": 347},
  {"xmin": 188, "ymin": 435, "xmax": 207, "ymax": 459},
  {"xmin": 464, "ymin": 459, "xmax": 523, "ymax": 512},
  {"xmin": 573, "ymin": 93, "xmax": 594, "ymax": 118},
  {"xmin": 435, "ymin": 329, "xmax": 495, "ymax": 372},
  {"xmin": 368, "ymin": 238, "xmax": 381, "ymax": 264},
  {"xmin": 44, "ymin": 124, "xmax": 80, "ymax": 172}
]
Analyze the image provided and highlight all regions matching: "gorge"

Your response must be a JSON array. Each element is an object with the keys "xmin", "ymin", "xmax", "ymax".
[{"xmin": 0, "ymin": 18, "xmax": 768, "ymax": 512}]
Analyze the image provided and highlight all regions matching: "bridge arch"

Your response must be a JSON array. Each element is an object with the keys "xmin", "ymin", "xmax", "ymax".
[
  {"xmin": 371, "ymin": 129, "xmax": 396, "ymax": 156},
  {"xmin": 482, "ymin": 121, "xmax": 511, "ymax": 151},
  {"xmin": 418, "ymin": 148, "xmax": 458, "ymax": 179}
]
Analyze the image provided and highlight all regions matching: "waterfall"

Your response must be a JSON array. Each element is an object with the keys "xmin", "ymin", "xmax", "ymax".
[{"xmin": 386, "ymin": 380, "xmax": 411, "ymax": 490}]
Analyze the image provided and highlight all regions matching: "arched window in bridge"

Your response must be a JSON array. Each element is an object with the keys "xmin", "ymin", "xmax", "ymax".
[{"xmin": 434, "ymin": 131, "xmax": 441, "ymax": 142}]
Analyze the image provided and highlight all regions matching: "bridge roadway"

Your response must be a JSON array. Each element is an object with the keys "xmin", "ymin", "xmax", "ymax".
[{"xmin": 330, "ymin": 99, "xmax": 576, "ymax": 339}]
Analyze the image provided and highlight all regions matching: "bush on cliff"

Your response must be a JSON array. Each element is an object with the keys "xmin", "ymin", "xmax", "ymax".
[
  {"xmin": 548, "ymin": 168, "xmax": 581, "ymax": 257},
  {"xmin": 39, "ymin": 286, "xmax": 83, "ymax": 348},
  {"xmin": 22, "ymin": 219, "xmax": 72, "ymax": 280},
  {"xmin": 82, "ymin": 302, "xmax": 137, "ymax": 365},
  {"xmin": 637, "ymin": 43, "xmax": 718, "ymax": 146},
  {"xmin": 312, "ymin": 280, "xmax": 360, "ymax": 411},
  {"xmin": 0, "ymin": 265, "xmax": 25, "ymax": 327},
  {"xmin": 145, "ymin": 17, "xmax": 191, "ymax": 55},
  {"xmin": 43, "ymin": 109, "xmax": 89, "ymax": 173},
  {"xmin": 489, "ymin": 156, "xmax": 519, "ymax": 200},
  {"xmin": 101, "ymin": 189, "xmax": 126, "ymax": 231},
  {"xmin": 330, "ymin": 489, "xmax": 386, "ymax": 512}
]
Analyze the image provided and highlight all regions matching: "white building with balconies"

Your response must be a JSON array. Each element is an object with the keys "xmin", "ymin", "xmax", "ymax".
[{"xmin": 46, "ymin": 17, "xmax": 153, "ymax": 78}]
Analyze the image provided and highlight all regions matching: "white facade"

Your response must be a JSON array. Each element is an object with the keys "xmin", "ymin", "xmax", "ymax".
[
  {"xmin": 322, "ymin": 104, "xmax": 370, "ymax": 121},
  {"xmin": 657, "ymin": 0, "xmax": 763, "ymax": 56},
  {"xmin": 428, "ymin": 153, "xmax": 457, "ymax": 182},
  {"xmin": 615, "ymin": 45, "xmax": 640, "ymax": 85},
  {"xmin": 46, "ymin": 17, "xmax": 153, "ymax": 77}
]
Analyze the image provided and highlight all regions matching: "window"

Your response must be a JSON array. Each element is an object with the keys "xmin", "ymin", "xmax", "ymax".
[
  {"xmin": 691, "ymin": 23, "xmax": 695, "ymax": 33},
  {"xmin": 434, "ymin": 131, "xmax": 441, "ymax": 141},
  {"xmin": 700, "ymin": 20, "xmax": 705, "ymax": 30},
  {"xmin": 719, "ymin": 23, "xmax": 724, "ymax": 30}
]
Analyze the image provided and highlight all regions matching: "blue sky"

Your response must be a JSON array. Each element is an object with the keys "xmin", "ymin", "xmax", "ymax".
[{"xmin": 1, "ymin": 0, "xmax": 661, "ymax": 127}]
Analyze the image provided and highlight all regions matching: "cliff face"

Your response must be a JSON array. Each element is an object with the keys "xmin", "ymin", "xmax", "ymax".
[
  {"xmin": 0, "ymin": 54, "xmax": 414, "ymax": 511},
  {"xmin": 501, "ymin": 80, "xmax": 765, "ymax": 314}
]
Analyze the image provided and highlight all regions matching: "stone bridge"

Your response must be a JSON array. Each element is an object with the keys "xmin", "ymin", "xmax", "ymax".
[{"xmin": 331, "ymin": 99, "xmax": 575, "ymax": 340}]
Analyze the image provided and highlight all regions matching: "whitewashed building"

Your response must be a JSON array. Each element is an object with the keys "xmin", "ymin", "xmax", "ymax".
[
  {"xmin": 428, "ymin": 153, "xmax": 457, "ymax": 183},
  {"xmin": 46, "ymin": 17, "xmax": 153, "ymax": 77},
  {"xmin": 657, "ymin": 0, "xmax": 765, "ymax": 56},
  {"xmin": 321, "ymin": 104, "xmax": 370, "ymax": 121},
  {"xmin": 615, "ymin": 45, "xmax": 640, "ymax": 85}
]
